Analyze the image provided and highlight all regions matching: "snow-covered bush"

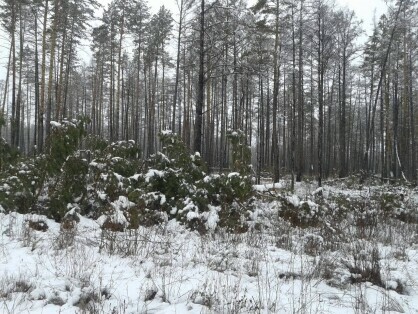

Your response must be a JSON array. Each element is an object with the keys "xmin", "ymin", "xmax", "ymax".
[
  {"xmin": 128, "ymin": 132, "xmax": 209, "ymax": 230},
  {"xmin": 371, "ymin": 192, "xmax": 414, "ymax": 222},
  {"xmin": 0, "ymin": 118, "xmax": 91, "ymax": 220},
  {"xmin": 88, "ymin": 158, "xmax": 127, "ymax": 209},
  {"xmin": 0, "ymin": 137, "xmax": 19, "ymax": 171},
  {"xmin": 328, "ymin": 193, "xmax": 380, "ymax": 231},
  {"xmin": 101, "ymin": 140, "xmax": 141, "ymax": 177},
  {"xmin": 126, "ymin": 132, "xmax": 254, "ymax": 233},
  {"xmin": 0, "ymin": 126, "xmax": 255, "ymax": 232},
  {"xmin": 47, "ymin": 118, "xmax": 87, "ymax": 174},
  {"xmin": 86, "ymin": 140, "xmax": 141, "ymax": 219},
  {"xmin": 47, "ymin": 155, "xmax": 89, "ymax": 221},
  {"xmin": 227, "ymin": 129, "xmax": 252, "ymax": 176},
  {"xmin": 278, "ymin": 194, "xmax": 325, "ymax": 228},
  {"xmin": 0, "ymin": 156, "xmax": 46, "ymax": 213},
  {"xmin": 204, "ymin": 173, "xmax": 254, "ymax": 232}
]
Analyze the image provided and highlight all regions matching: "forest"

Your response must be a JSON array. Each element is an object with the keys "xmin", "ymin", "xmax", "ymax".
[
  {"xmin": 1, "ymin": 1, "xmax": 418, "ymax": 313},
  {"xmin": 0, "ymin": 0, "xmax": 416, "ymax": 185}
]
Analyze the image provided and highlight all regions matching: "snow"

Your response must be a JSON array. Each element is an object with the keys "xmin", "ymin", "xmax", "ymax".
[
  {"xmin": 113, "ymin": 172, "xmax": 124, "ymax": 183},
  {"xmin": 144, "ymin": 169, "xmax": 165, "ymax": 183},
  {"xmin": 160, "ymin": 194, "xmax": 166, "ymax": 205},
  {"xmin": 50, "ymin": 121, "xmax": 62, "ymax": 128},
  {"xmin": 98, "ymin": 191, "xmax": 107, "ymax": 201},
  {"xmin": 161, "ymin": 130, "xmax": 172, "ymax": 135},
  {"xmin": 129, "ymin": 173, "xmax": 141, "ymax": 181},
  {"xmin": 203, "ymin": 174, "xmax": 218, "ymax": 183},
  {"xmin": 89, "ymin": 160, "xmax": 106, "ymax": 170},
  {"xmin": 0, "ymin": 183, "xmax": 11, "ymax": 191},
  {"xmin": 111, "ymin": 195, "xmax": 134, "ymax": 210},
  {"xmin": 190, "ymin": 153, "xmax": 200, "ymax": 162},
  {"xmin": 286, "ymin": 194, "xmax": 300, "ymax": 207},
  {"xmin": 186, "ymin": 211, "xmax": 199, "ymax": 221},
  {"xmin": 181, "ymin": 198, "xmax": 198, "ymax": 215},
  {"xmin": 97, "ymin": 208, "xmax": 128, "ymax": 227},
  {"xmin": 202, "ymin": 205, "xmax": 219, "ymax": 231},
  {"xmin": 253, "ymin": 182, "xmax": 284, "ymax": 192},
  {"xmin": 227, "ymin": 172, "xmax": 240, "ymax": 178},
  {"xmin": 0, "ymin": 182, "xmax": 418, "ymax": 313}
]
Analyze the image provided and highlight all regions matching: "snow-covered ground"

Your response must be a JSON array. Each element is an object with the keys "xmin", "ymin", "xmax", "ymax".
[{"xmin": 1, "ymin": 182, "xmax": 418, "ymax": 313}]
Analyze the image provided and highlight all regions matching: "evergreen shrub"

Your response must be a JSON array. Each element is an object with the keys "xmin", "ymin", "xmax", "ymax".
[{"xmin": 0, "ymin": 124, "xmax": 255, "ymax": 232}]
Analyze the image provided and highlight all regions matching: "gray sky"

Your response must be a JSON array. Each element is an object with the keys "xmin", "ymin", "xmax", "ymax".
[
  {"xmin": 0, "ymin": 0, "xmax": 387, "ymax": 83},
  {"xmin": 339, "ymin": 0, "xmax": 387, "ymax": 30}
]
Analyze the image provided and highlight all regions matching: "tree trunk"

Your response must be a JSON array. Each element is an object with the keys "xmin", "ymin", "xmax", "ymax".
[
  {"xmin": 38, "ymin": 0, "xmax": 49, "ymax": 153},
  {"xmin": 296, "ymin": 0, "xmax": 304, "ymax": 182},
  {"xmin": 272, "ymin": 0, "xmax": 281, "ymax": 182},
  {"xmin": 339, "ymin": 47, "xmax": 347, "ymax": 178},
  {"xmin": 173, "ymin": 0, "xmax": 184, "ymax": 133},
  {"xmin": 194, "ymin": 0, "xmax": 205, "ymax": 154},
  {"xmin": 46, "ymin": 0, "xmax": 60, "ymax": 145}
]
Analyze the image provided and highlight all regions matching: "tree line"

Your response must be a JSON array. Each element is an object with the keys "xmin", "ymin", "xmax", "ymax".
[{"xmin": 0, "ymin": 0, "xmax": 417, "ymax": 185}]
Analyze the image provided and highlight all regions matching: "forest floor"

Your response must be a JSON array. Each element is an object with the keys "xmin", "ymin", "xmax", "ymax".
[{"xmin": 1, "ymin": 180, "xmax": 418, "ymax": 313}]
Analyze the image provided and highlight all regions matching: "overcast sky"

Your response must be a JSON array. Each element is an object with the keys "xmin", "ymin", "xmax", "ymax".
[
  {"xmin": 0, "ymin": 0, "xmax": 388, "ymax": 83},
  {"xmin": 339, "ymin": 0, "xmax": 387, "ymax": 30}
]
